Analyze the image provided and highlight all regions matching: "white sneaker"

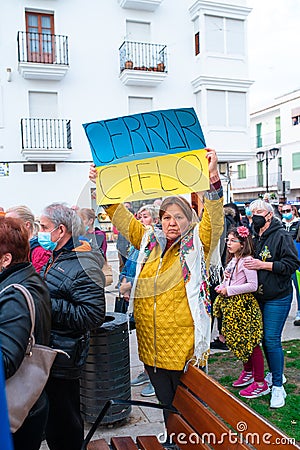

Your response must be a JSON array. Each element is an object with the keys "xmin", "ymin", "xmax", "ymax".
[
  {"xmin": 270, "ymin": 386, "xmax": 287, "ymax": 408},
  {"xmin": 294, "ymin": 311, "xmax": 300, "ymax": 326},
  {"xmin": 265, "ymin": 372, "xmax": 286, "ymax": 386}
]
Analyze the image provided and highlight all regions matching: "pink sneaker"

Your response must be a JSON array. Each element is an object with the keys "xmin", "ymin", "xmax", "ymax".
[
  {"xmin": 239, "ymin": 381, "xmax": 270, "ymax": 399},
  {"xmin": 232, "ymin": 371, "xmax": 254, "ymax": 387}
]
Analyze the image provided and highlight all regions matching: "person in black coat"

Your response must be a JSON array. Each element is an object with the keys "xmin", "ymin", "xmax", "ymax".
[
  {"xmin": 0, "ymin": 216, "xmax": 51, "ymax": 450},
  {"xmin": 245, "ymin": 199, "xmax": 300, "ymax": 408},
  {"xmin": 38, "ymin": 203, "xmax": 106, "ymax": 450}
]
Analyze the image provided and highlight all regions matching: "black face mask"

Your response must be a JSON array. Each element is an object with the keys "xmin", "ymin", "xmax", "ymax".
[{"xmin": 252, "ymin": 214, "xmax": 267, "ymax": 232}]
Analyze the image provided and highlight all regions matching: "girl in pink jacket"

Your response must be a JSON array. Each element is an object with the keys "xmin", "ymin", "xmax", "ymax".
[{"xmin": 214, "ymin": 226, "xmax": 269, "ymax": 399}]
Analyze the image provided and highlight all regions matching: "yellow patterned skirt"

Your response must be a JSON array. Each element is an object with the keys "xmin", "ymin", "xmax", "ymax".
[{"xmin": 213, "ymin": 292, "xmax": 263, "ymax": 362}]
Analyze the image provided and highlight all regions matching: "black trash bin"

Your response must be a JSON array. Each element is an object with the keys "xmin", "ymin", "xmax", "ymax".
[{"xmin": 80, "ymin": 312, "xmax": 131, "ymax": 424}]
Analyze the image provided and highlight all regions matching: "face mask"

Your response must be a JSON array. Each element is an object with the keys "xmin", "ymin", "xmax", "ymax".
[
  {"xmin": 245, "ymin": 207, "xmax": 252, "ymax": 217},
  {"xmin": 38, "ymin": 231, "xmax": 58, "ymax": 251},
  {"xmin": 85, "ymin": 225, "xmax": 90, "ymax": 232},
  {"xmin": 252, "ymin": 214, "xmax": 267, "ymax": 232},
  {"xmin": 282, "ymin": 212, "xmax": 293, "ymax": 221}
]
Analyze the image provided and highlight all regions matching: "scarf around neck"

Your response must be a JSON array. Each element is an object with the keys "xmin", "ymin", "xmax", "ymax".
[{"xmin": 128, "ymin": 223, "xmax": 211, "ymax": 369}]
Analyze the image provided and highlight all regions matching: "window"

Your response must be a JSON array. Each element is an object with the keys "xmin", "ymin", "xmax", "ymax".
[
  {"xmin": 207, "ymin": 90, "xmax": 246, "ymax": 127},
  {"xmin": 238, "ymin": 164, "xmax": 246, "ymax": 179},
  {"xmin": 126, "ymin": 20, "xmax": 150, "ymax": 42},
  {"xmin": 0, "ymin": 86, "xmax": 3, "ymax": 128},
  {"xmin": 291, "ymin": 107, "xmax": 300, "ymax": 126},
  {"xmin": 193, "ymin": 16, "xmax": 200, "ymax": 55},
  {"xmin": 195, "ymin": 32, "xmax": 200, "ymax": 55},
  {"xmin": 128, "ymin": 96, "xmax": 153, "ymax": 114},
  {"xmin": 256, "ymin": 123, "xmax": 262, "ymax": 148},
  {"xmin": 41, "ymin": 164, "xmax": 56, "ymax": 172},
  {"xmin": 205, "ymin": 15, "xmax": 244, "ymax": 56},
  {"xmin": 25, "ymin": 12, "xmax": 54, "ymax": 63},
  {"xmin": 275, "ymin": 116, "xmax": 281, "ymax": 144},
  {"xmin": 23, "ymin": 164, "xmax": 38, "ymax": 172},
  {"xmin": 29, "ymin": 91, "xmax": 58, "ymax": 118},
  {"xmin": 292, "ymin": 153, "xmax": 300, "ymax": 170},
  {"xmin": 257, "ymin": 160, "xmax": 263, "ymax": 187}
]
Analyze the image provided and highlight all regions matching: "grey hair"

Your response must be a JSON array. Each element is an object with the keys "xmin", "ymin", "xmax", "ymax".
[
  {"xmin": 41, "ymin": 203, "xmax": 83, "ymax": 236},
  {"xmin": 249, "ymin": 199, "xmax": 274, "ymax": 214},
  {"xmin": 138, "ymin": 204, "xmax": 159, "ymax": 221}
]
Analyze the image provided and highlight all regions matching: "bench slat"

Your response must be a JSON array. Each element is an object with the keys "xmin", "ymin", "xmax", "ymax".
[
  {"xmin": 168, "ymin": 413, "xmax": 210, "ymax": 449},
  {"xmin": 87, "ymin": 438, "xmax": 110, "ymax": 450},
  {"xmin": 172, "ymin": 385, "xmax": 249, "ymax": 450},
  {"xmin": 111, "ymin": 436, "xmax": 138, "ymax": 450},
  {"xmin": 136, "ymin": 435, "xmax": 165, "ymax": 450},
  {"xmin": 180, "ymin": 365, "xmax": 298, "ymax": 449}
]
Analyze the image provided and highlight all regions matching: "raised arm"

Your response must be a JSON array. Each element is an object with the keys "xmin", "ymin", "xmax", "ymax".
[{"xmin": 198, "ymin": 149, "xmax": 224, "ymax": 265}]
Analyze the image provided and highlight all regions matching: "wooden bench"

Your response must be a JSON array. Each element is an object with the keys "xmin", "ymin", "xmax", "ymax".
[{"xmin": 82, "ymin": 364, "xmax": 299, "ymax": 450}]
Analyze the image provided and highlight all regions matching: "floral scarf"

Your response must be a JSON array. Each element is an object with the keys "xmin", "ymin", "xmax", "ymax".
[{"xmin": 128, "ymin": 223, "xmax": 211, "ymax": 368}]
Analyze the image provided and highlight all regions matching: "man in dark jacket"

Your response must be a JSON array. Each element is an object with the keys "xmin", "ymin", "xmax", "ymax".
[{"xmin": 39, "ymin": 203, "xmax": 106, "ymax": 450}]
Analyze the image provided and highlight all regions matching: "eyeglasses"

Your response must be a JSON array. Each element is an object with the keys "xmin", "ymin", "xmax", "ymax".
[
  {"xmin": 282, "ymin": 209, "xmax": 292, "ymax": 213},
  {"xmin": 225, "ymin": 238, "xmax": 240, "ymax": 243}
]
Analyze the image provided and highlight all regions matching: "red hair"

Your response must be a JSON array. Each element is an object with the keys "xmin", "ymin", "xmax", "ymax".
[{"xmin": 0, "ymin": 217, "xmax": 29, "ymax": 264}]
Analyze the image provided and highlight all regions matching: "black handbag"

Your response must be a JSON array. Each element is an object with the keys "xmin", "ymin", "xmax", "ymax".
[{"xmin": 114, "ymin": 296, "xmax": 128, "ymax": 314}]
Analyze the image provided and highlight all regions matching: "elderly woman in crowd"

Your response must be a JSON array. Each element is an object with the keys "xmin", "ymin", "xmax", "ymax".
[
  {"xmin": 245, "ymin": 199, "xmax": 300, "ymax": 408},
  {"xmin": 5, "ymin": 205, "xmax": 51, "ymax": 273},
  {"xmin": 0, "ymin": 216, "xmax": 51, "ymax": 450},
  {"xmin": 90, "ymin": 148, "xmax": 224, "ymax": 423}
]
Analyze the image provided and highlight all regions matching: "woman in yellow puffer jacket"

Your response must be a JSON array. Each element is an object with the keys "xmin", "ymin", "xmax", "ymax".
[{"xmin": 90, "ymin": 148, "xmax": 224, "ymax": 423}]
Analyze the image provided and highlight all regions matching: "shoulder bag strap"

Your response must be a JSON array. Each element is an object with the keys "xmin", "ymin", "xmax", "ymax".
[{"xmin": 0, "ymin": 284, "xmax": 35, "ymax": 352}]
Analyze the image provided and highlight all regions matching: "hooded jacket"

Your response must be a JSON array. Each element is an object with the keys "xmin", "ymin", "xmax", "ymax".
[
  {"xmin": 253, "ymin": 218, "xmax": 300, "ymax": 302},
  {"xmin": 40, "ymin": 237, "xmax": 106, "ymax": 379}
]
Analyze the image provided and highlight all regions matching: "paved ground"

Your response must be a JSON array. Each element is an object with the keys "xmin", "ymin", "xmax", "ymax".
[{"xmin": 41, "ymin": 243, "xmax": 300, "ymax": 449}]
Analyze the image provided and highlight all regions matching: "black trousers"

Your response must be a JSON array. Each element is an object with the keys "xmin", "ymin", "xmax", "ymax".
[
  {"xmin": 45, "ymin": 377, "xmax": 84, "ymax": 450},
  {"xmin": 13, "ymin": 391, "xmax": 49, "ymax": 450},
  {"xmin": 144, "ymin": 364, "xmax": 183, "ymax": 425}
]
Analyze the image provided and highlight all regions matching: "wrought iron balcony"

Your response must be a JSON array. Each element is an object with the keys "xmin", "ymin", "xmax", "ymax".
[
  {"xmin": 21, "ymin": 118, "xmax": 72, "ymax": 161},
  {"xmin": 17, "ymin": 31, "xmax": 69, "ymax": 80},
  {"xmin": 119, "ymin": 41, "xmax": 167, "ymax": 87}
]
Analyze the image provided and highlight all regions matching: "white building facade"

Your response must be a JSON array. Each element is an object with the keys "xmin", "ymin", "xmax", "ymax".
[
  {"xmin": 0, "ymin": 0, "xmax": 253, "ymax": 214},
  {"xmin": 231, "ymin": 89, "xmax": 300, "ymax": 204}
]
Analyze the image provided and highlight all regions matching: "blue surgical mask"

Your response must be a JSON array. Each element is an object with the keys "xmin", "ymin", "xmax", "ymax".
[
  {"xmin": 245, "ymin": 207, "xmax": 252, "ymax": 217},
  {"xmin": 38, "ymin": 229, "xmax": 58, "ymax": 251},
  {"xmin": 282, "ymin": 213, "xmax": 293, "ymax": 221}
]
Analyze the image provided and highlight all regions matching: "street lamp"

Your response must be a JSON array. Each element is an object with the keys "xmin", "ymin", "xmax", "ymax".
[{"xmin": 256, "ymin": 147, "xmax": 279, "ymax": 193}]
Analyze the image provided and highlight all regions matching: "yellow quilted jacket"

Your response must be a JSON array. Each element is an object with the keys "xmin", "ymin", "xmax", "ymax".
[{"xmin": 106, "ymin": 197, "xmax": 223, "ymax": 370}]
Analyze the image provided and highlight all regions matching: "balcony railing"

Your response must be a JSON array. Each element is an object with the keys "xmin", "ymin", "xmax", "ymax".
[
  {"xmin": 18, "ymin": 31, "xmax": 69, "ymax": 65},
  {"xmin": 21, "ymin": 118, "xmax": 72, "ymax": 161},
  {"xmin": 119, "ymin": 41, "xmax": 167, "ymax": 72}
]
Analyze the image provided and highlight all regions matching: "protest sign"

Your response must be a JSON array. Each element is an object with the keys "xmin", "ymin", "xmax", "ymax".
[{"xmin": 83, "ymin": 107, "xmax": 209, "ymax": 204}]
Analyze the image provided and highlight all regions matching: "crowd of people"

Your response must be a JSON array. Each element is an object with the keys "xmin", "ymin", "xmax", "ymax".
[{"xmin": 0, "ymin": 147, "xmax": 299, "ymax": 449}]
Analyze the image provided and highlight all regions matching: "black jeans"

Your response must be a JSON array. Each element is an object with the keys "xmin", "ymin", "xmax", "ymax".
[
  {"xmin": 13, "ymin": 391, "xmax": 49, "ymax": 450},
  {"xmin": 144, "ymin": 365, "xmax": 182, "ymax": 425},
  {"xmin": 45, "ymin": 377, "xmax": 84, "ymax": 450}
]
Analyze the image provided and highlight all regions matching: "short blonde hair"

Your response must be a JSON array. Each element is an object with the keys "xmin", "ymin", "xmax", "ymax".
[{"xmin": 6, "ymin": 205, "xmax": 37, "ymax": 234}]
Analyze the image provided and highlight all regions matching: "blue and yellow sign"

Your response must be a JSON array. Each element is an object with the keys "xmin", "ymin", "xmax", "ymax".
[{"xmin": 83, "ymin": 107, "xmax": 209, "ymax": 204}]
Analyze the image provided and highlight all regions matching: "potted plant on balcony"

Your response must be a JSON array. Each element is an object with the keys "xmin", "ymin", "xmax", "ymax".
[
  {"xmin": 124, "ymin": 60, "xmax": 133, "ymax": 69},
  {"xmin": 157, "ymin": 61, "xmax": 165, "ymax": 72}
]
